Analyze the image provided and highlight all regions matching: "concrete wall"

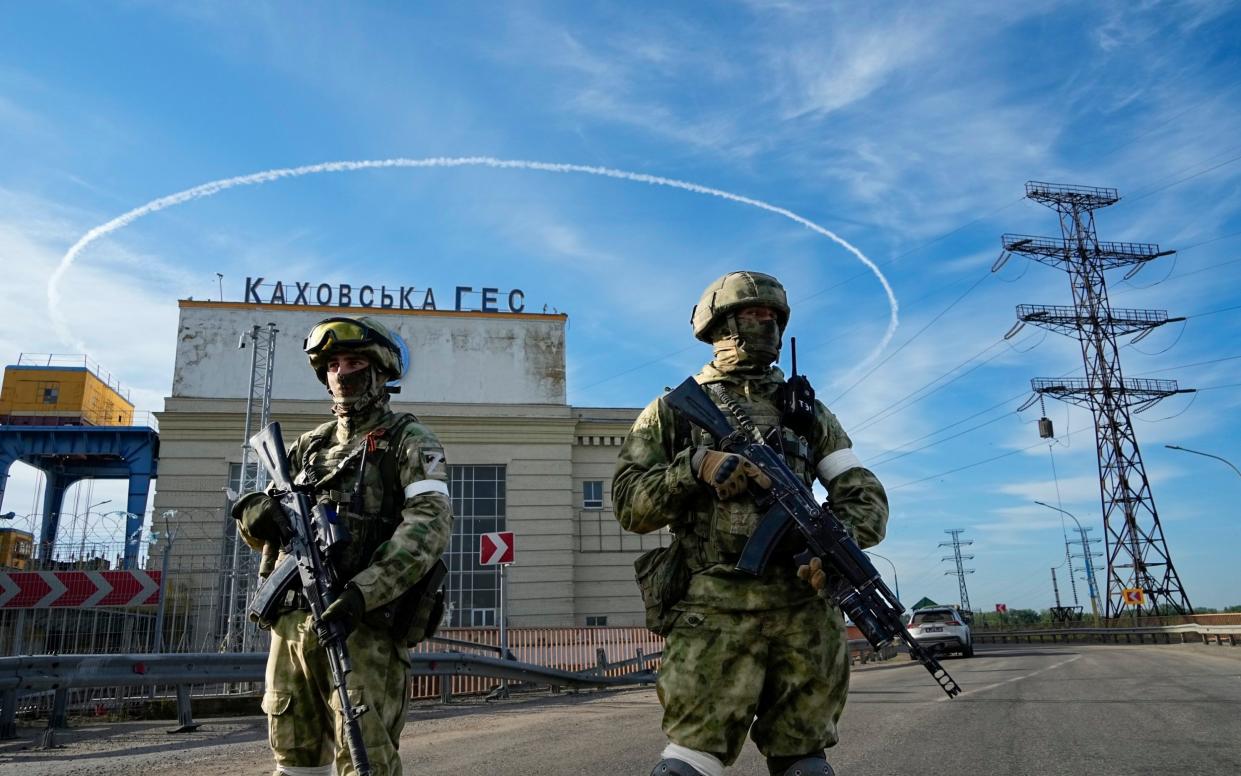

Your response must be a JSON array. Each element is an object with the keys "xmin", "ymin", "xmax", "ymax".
[
  {"xmin": 570, "ymin": 408, "xmax": 662, "ymax": 627},
  {"xmin": 172, "ymin": 301, "xmax": 566, "ymax": 405}
]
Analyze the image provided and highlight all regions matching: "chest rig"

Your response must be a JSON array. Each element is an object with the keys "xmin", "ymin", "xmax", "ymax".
[
  {"xmin": 675, "ymin": 378, "xmax": 816, "ymax": 567},
  {"xmin": 296, "ymin": 412, "xmax": 418, "ymax": 580}
]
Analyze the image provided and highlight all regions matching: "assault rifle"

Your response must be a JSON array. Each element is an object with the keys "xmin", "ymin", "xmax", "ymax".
[
  {"xmin": 664, "ymin": 378, "xmax": 962, "ymax": 699},
  {"xmin": 249, "ymin": 422, "xmax": 374, "ymax": 775}
]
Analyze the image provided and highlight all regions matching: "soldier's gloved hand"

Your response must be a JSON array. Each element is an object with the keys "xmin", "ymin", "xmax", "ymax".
[
  {"xmin": 230, "ymin": 492, "xmax": 284, "ymax": 544},
  {"xmin": 318, "ymin": 586, "xmax": 366, "ymax": 641},
  {"xmin": 692, "ymin": 448, "xmax": 773, "ymax": 500},
  {"xmin": 797, "ymin": 556, "xmax": 829, "ymax": 592}
]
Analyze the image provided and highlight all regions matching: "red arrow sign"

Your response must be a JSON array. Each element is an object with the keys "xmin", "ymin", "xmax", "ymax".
[
  {"xmin": 0, "ymin": 571, "xmax": 161, "ymax": 608},
  {"xmin": 480, "ymin": 531, "xmax": 515, "ymax": 566}
]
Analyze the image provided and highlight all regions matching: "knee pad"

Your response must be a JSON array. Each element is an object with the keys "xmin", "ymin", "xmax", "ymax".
[
  {"xmin": 777, "ymin": 756, "xmax": 834, "ymax": 776},
  {"xmin": 651, "ymin": 758, "xmax": 707, "ymax": 776},
  {"xmin": 656, "ymin": 743, "xmax": 725, "ymax": 776},
  {"xmin": 276, "ymin": 766, "xmax": 333, "ymax": 776}
]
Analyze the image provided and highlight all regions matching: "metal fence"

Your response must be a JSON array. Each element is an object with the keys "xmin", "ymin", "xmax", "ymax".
[
  {"xmin": 1, "ymin": 536, "xmax": 244, "ymax": 658},
  {"xmin": 410, "ymin": 626, "xmax": 665, "ymax": 699}
]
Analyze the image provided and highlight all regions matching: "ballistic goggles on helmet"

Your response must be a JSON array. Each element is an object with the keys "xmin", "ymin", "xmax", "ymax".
[{"xmin": 303, "ymin": 317, "xmax": 398, "ymax": 356}]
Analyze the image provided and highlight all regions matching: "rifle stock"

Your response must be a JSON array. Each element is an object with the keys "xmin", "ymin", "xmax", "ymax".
[{"xmin": 664, "ymin": 377, "xmax": 961, "ymax": 699}]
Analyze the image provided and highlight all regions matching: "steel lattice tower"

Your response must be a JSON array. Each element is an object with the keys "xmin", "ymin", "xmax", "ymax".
[
  {"xmin": 939, "ymin": 529, "xmax": 974, "ymax": 612},
  {"xmin": 220, "ymin": 322, "xmax": 278, "ymax": 652},
  {"xmin": 1001, "ymin": 181, "xmax": 1193, "ymax": 617}
]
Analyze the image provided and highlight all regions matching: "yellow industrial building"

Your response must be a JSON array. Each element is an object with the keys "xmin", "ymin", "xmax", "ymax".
[
  {"xmin": 0, "ymin": 528, "xmax": 34, "ymax": 570},
  {"xmin": 0, "ymin": 362, "xmax": 134, "ymax": 427}
]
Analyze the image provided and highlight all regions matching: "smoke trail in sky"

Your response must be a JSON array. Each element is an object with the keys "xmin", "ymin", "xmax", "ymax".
[{"xmin": 49, "ymin": 157, "xmax": 899, "ymax": 365}]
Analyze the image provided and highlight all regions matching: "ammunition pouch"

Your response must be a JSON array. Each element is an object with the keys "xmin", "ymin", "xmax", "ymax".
[
  {"xmin": 366, "ymin": 559, "xmax": 448, "ymax": 647},
  {"xmin": 634, "ymin": 536, "xmax": 691, "ymax": 636}
]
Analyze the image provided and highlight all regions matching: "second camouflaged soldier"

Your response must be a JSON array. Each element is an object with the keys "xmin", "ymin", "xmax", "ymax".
[
  {"xmin": 614, "ymin": 271, "xmax": 888, "ymax": 776},
  {"xmin": 232, "ymin": 316, "xmax": 454, "ymax": 776}
]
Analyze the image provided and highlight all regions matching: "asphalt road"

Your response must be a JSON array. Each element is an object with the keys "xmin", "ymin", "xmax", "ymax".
[{"xmin": 2, "ymin": 642, "xmax": 1238, "ymax": 775}]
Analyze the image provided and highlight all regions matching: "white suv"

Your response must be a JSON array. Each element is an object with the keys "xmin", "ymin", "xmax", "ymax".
[{"xmin": 907, "ymin": 606, "xmax": 973, "ymax": 658}]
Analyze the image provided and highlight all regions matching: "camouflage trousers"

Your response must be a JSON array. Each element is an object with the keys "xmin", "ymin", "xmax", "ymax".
[
  {"xmin": 262, "ymin": 611, "xmax": 410, "ymax": 776},
  {"xmin": 656, "ymin": 596, "xmax": 849, "ymax": 766}
]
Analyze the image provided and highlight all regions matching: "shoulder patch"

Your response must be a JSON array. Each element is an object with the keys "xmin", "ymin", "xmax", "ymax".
[{"xmin": 422, "ymin": 449, "xmax": 445, "ymax": 476}]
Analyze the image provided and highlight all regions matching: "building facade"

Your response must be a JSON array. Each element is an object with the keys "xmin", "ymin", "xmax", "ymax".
[{"xmin": 153, "ymin": 300, "xmax": 663, "ymax": 649}]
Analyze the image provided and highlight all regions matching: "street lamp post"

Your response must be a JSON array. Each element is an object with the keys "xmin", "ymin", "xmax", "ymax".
[
  {"xmin": 1165, "ymin": 445, "xmax": 1241, "ymax": 479},
  {"xmin": 73, "ymin": 498, "xmax": 112, "ymax": 560},
  {"xmin": 1034, "ymin": 501, "xmax": 1102, "ymax": 623},
  {"xmin": 864, "ymin": 550, "xmax": 901, "ymax": 607}
]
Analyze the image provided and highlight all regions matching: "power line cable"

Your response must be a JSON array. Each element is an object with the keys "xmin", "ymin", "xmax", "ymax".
[
  {"xmin": 828, "ymin": 271, "xmax": 991, "ymax": 404},
  {"xmin": 870, "ymin": 409, "xmax": 1020, "ymax": 468},
  {"xmin": 853, "ymin": 336, "xmax": 1007, "ymax": 430},
  {"xmin": 887, "ymin": 424, "xmax": 1094, "ymax": 492},
  {"xmin": 1127, "ymin": 148, "xmax": 1241, "ymax": 203}
]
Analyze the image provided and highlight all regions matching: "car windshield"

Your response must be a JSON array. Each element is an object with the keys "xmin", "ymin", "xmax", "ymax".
[{"xmin": 912, "ymin": 611, "xmax": 956, "ymax": 624}]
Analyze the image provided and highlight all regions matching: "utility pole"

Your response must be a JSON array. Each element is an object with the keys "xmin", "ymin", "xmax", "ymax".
[
  {"xmin": 1001, "ymin": 182, "xmax": 1193, "ymax": 617},
  {"xmin": 939, "ymin": 529, "xmax": 974, "ymax": 613},
  {"xmin": 221, "ymin": 322, "xmax": 278, "ymax": 652},
  {"xmin": 1051, "ymin": 567, "xmax": 1062, "ymax": 608}
]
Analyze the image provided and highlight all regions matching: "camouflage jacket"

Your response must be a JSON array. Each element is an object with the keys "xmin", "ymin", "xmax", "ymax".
[
  {"xmin": 238, "ymin": 401, "xmax": 454, "ymax": 612},
  {"xmin": 613, "ymin": 363, "xmax": 888, "ymax": 612}
]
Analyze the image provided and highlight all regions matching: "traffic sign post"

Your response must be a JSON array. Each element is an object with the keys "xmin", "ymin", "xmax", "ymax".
[{"xmin": 480, "ymin": 531, "xmax": 515, "ymax": 698}]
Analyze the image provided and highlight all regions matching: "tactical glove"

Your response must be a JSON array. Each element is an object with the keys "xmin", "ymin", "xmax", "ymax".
[
  {"xmin": 692, "ymin": 448, "xmax": 773, "ymax": 500},
  {"xmin": 319, "ymin": 586, "xmax": 366, "ymax": 641},
  {"xmin": 797, "ymin": 556, "xmax": 829, "ymax": 592},
  {"xmin": 230, "ymin": 492, "xmax": 285, "ymax": 545}
]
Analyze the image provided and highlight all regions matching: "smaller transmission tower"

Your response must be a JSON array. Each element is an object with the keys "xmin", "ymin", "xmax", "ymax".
[
  {"xmin": 221, "ymin": 322, "xmax": 278, "ymax": 652},
  {"xmin": 940, "ymin": 529, "xmax": 975, "ymax": 613}
]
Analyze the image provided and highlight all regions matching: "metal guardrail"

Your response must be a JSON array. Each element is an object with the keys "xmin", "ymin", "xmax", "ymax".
[
  {"xmin": 0, "ymin": 636, "xmax": 885, "ymax": 739},
  {"xmin": 0, "ymin": 647, "xmax": 658, "ymax": 739},
  {"xmin": 974, "ymin": 623, "xmax": 1241, "ymax": 647}
]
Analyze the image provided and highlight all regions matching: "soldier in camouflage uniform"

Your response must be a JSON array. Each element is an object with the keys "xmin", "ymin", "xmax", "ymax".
[
  {"xmin": 233, "ymin": 316, "xmax": 454, "ymax": 776},
  {"xmin": 614, "ymin": 272, "xmax": 888, "ymax": 776}
]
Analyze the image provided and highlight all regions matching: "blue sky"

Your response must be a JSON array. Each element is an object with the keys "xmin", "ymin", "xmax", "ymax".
[{"xmin": 2, "ymin": 1, "xmax": 1239, "ymax": 610}]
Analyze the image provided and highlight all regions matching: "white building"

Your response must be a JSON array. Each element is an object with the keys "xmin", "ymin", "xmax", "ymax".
[{"xmin": 154, "ymin": 299, "xmax": 665, "ymax": 647}]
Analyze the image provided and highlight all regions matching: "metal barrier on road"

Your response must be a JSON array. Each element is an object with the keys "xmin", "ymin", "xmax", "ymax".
[
  {"xmin": 0, "ymin": 646, "xmax": 659, "ymax": 739},
  {"xmin": 0, "ymin": 634, "xmax": 887, "ymax": 739},
  {"xmin": 973, "ymin": 623, "xmax": 1241, "ymax": 647}
]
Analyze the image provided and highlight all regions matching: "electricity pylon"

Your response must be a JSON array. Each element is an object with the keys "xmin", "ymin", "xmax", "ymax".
[
  {"xmin": 940, "ymin": 529, "xmax": 974, "ymax": 613},
  {"xmin": 1000, "ymin": 181, "xmax": 1193, "ymax": 617}
]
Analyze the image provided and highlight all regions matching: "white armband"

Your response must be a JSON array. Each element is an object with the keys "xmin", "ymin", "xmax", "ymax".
[
  {"xmin": 404, "ymin": 479, "xmax": 450, "ymax": 499},
  {"xmin": 816, "ymin": 448, "xmax": 862, "ymax": 485}
]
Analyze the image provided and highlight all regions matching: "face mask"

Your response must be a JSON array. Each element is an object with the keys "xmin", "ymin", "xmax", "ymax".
[
  {"xmin": 712, "ymin": 316, "xmax": 781, "ymax": 373},
  {"xmin": 329, "ymin": 366, "xmax": 388, "ymax": 415}
]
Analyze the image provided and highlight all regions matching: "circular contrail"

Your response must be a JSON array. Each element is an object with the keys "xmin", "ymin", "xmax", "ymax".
[{"xmin": 49, "ymin": 157, "xmax": 899, "ymax": 363}]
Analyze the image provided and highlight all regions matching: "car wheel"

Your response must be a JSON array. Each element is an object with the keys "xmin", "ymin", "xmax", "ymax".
[{"xmin": 963, "ymin": 642, "xmax": 974, "ymax": 658}]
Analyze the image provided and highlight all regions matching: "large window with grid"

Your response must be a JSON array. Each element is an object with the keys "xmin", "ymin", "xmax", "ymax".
[
  {"xmin": 226, "ymin": 462, "xmax": 261, "ymax": 497},
  {"xmin": 445, "ymin": 464, "xmax": 506, "ymax": 627}
]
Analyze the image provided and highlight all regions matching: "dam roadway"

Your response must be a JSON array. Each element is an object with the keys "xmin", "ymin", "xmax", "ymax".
[{"xmin": 3, "ymin": 642, "xmax": 1238, "ymax": 775}]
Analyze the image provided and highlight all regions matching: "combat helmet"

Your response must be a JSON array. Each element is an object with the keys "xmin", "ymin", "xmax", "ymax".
[
  {"xmin": 303, "ymin": 316, "xmax": 404, "ymax": 384},
  {"xmin": 690, "ymin": 271, "xmax": 790, "ymax": 342}
]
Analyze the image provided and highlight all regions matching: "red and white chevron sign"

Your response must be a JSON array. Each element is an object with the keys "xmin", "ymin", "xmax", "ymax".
[
  {"xmin": 479, "ymin": 531, "xmax": 515, "ymax": 566},
  {"xmin": 0, "ymin": 570, "xmax": 162, "ymax": 609}
]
